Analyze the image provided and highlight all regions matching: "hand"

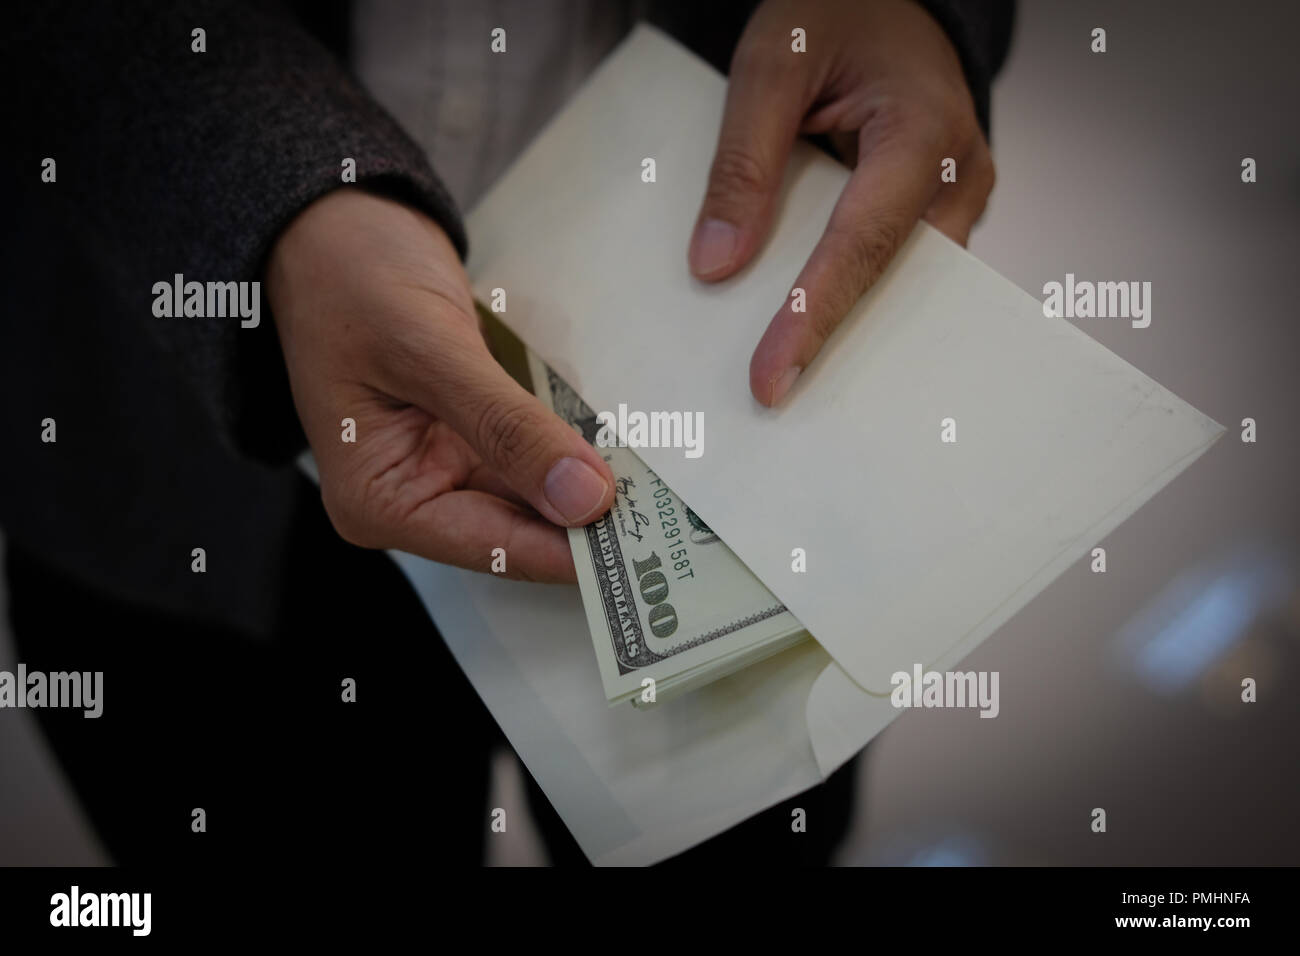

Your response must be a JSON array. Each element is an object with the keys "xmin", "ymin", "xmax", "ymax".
[
  {"xmin": 689, "ymin": 0, "xmax": 995, "ymax": 406},
  {"xmin": 266, "ymin": 189, "xmax": 615, "ymax": 582}
]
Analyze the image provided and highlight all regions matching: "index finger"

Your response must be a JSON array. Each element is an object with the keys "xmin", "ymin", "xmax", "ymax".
[{"xmin": 748, "ymin": 126, "xmax": 943, "ymax": 406}]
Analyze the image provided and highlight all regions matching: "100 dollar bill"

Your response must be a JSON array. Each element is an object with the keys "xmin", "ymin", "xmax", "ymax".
[{"xmin": 526, "ymin": 348, "xmax": 807, "ymax": 705}]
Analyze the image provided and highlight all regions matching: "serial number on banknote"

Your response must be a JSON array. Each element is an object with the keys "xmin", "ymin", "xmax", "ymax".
[{"xmin": 614, "ymin": 473, "xmax": 696, "ymax": 583}]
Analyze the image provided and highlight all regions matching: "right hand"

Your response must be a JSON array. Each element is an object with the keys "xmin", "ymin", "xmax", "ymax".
[
  {"xmin": 688, "ymin": 0, "xmax": 995, "ymax": 407},
  {"xmin": 266, "ymin": 189, "xmax": 615, "ymax": 582}
]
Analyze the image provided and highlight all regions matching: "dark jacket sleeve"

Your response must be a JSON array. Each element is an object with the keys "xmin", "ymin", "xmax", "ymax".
[
  {"xmin": 915, "ymin": 0, "xmax": 1016, "ymax": 137},
  {"xmin": 10, "ymin": 0, "xmax": 467, "ymax": 465},
  {"xmin": 650, "ymin": 0, "xmax": 1014, "ymax": 138}
]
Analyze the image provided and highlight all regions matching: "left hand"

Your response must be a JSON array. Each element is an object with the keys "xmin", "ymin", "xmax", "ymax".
[{"xmin": 688, "ymin": 0, "xmax": 995, "ymax": 406}]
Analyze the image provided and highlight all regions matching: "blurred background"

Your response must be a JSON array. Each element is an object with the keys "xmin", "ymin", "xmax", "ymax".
[{"xmin": 3, "ymin": 0, "xmax": 1297, "ymax": 865}]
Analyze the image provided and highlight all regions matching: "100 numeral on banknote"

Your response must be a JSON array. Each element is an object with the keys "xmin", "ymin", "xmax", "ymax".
[{"xmin": 526, "ymin": 348, "xmax": 806, "ymax": 705}]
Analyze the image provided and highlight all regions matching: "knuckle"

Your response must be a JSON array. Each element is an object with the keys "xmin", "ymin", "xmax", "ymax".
[
  {"xmin": 475, "ymin": 397, "xmax": 545, "ymax": 468},
  {"xmin": 806, "ymin": 304, "xmax": 842, "ymax": 346},
  {"xmin": 708, "ymin": 145, "xmax": 772, "ymax": 203},
  {"xmin": 781, "ymin": 294, "xmax": 843, "ymax": 351},
  {"xmin": 837, "ymin": 218, "xmax": 904, "ymax": 290},
  {"xmin": 913, "ymin": 114, "xmax": 954, "ymax": 159},
  {"xmin": 865, "ymin": 101, "xmax": 949, "ymax": 166},
  {"xmin": 863, "ymin": 94, "xmax": 911, "ymax": 145},
  {"xmin": 801, "ymin": 220, "xmax": 905, "ymax": 343}
]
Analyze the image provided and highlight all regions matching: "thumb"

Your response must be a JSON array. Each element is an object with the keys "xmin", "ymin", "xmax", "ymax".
[
  {"xmin": 446, "ymin": 349, "xmax": 614, "ymax": 527},
  {"xmin": 688, "ymin": 52, "xmax": 807, "ymax": 281}
]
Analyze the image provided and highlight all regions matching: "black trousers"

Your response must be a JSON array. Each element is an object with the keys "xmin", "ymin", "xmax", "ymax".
[{"xmin": 7, "ymin": 477, "xmax": 855, "ymax": 866}]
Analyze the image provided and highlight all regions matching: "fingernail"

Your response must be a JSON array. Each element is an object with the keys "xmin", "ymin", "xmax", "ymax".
[
  {"xmin": 689, "ymin": 219, "xmax": 738, "ymax": 277},
  {"xmin": 544, "ymin": 457, "xmax": 610, "ymax": 524},
  {"xmin": 769, "ymin": 366, "xmax": 802, "ymax": 406}
]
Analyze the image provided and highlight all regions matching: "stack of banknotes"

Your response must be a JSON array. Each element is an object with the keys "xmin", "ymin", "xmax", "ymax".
[{"xmin": 525, "ymin": 348, "xmax": 809, "ymax": 706}]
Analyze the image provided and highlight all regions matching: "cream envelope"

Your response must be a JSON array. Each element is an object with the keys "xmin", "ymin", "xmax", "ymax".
[{"xmin": 343, "ymin": 25, "xmax": 1221, "ymax": 864}]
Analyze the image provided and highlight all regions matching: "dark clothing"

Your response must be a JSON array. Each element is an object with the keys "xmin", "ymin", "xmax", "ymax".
[
  {"xmin": 8, "ymin": 478, "xmax": 858, "ymax": 866},
  {"xmin": 7, "ymin": 476, "xmax": 496, "ymax": 866},
  {"xmin": 3, "ymin": 0, "xmax": 1011, "ymax": 638},
  {"xmin": 3, "ymin": 1, "xmax": 1012, "ymax": 864},
  {"xmin": 6, "ymin": 1, "xmax": 465, "ymax": 638}
]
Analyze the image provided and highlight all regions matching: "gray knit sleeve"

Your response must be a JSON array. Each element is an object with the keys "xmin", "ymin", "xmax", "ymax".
[{"xmin": 13, "ymin": 0, "xmax": 467, "ymax": 464}]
